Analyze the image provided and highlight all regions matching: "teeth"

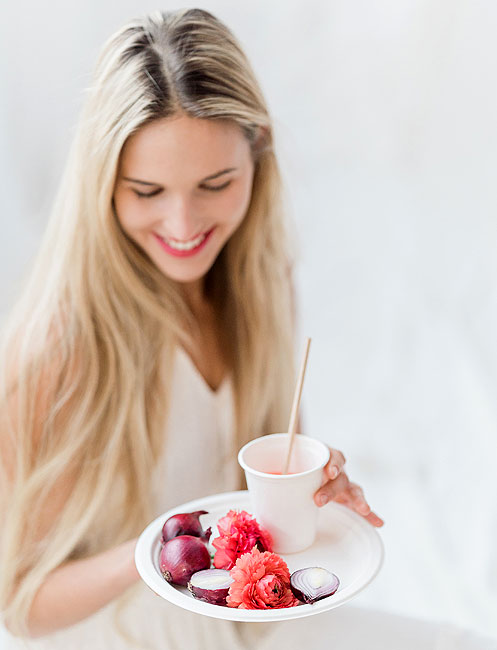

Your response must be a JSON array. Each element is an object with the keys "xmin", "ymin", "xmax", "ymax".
[{"xmin": 160, "ymin": 232, "xmax": 207, "ymax": 251}]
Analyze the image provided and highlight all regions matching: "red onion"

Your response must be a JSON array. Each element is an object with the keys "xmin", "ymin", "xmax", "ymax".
[
  {"xmin": 290, "ymin": 567, "xmax": 340, "ymax": 604},
  {"xmin": 188, "ymin": 569, "xmax": 234, "ymax": 606},
  {"xmin": 161, "ymin": 510, "xmax": 211, "ymax": 544},
  {"xmin": 159, "ymin": 535, "xmax": 211, "ymax": 586}
]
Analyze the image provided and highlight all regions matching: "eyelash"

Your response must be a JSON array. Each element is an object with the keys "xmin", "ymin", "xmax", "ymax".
[{"xmin": 134, "ymin": 180, "xmax": 232, "ymax": 198}]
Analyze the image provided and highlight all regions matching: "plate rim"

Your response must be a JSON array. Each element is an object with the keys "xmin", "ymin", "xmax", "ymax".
[{"xmin": 135, "ymin": 490, "xmax": 384, "ymax": 622}]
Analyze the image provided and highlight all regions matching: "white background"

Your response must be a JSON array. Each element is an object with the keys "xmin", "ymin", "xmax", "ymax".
[{"xmin": 1, "ymin": 0, "xmax": 496, "ymax": 641}]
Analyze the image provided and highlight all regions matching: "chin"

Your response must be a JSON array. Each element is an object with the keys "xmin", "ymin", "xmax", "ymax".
[{"xmin": 156, "ymin": 262, "xmax": 212, "ymax": 285}]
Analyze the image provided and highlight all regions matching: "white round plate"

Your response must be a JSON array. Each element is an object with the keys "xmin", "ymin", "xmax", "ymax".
[{"xmin": 135, "ymin": 490, "xmax": 384, "ymax": 622}]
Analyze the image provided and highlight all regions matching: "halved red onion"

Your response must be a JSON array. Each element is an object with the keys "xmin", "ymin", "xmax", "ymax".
[
  {"xmin": 161, "ymin": 510, "xmax": 211, "ymax": 544},
  {"xmin": 290, "ymin": 567, "xmax": 340, "ymax": 604},
  {"xmin": 188, "ymin": 569, "xmax": 234, "ymax": 606},
  {"xmin": 159, "ymin": 535, "xmax": 211, "ymax": 586}
]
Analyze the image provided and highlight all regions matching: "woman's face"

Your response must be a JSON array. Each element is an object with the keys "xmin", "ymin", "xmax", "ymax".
[{"xmin": 113, "ymin": 114, "xmax": 255, "ymax": 289}]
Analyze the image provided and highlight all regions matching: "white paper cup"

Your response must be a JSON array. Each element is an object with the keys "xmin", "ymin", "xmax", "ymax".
[{"xmin": 238, "ymin": 433, "xmax": 330, "ymax": 554}]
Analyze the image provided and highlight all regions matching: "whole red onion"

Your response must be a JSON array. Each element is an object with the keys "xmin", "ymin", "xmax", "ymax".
[
  {"xmin": 162, "ymin": 511, "xmax": 211, "ymax": 544},
  {"xmin": 159, "ymin": 535, "xmax": 211, "ymax": 586}
]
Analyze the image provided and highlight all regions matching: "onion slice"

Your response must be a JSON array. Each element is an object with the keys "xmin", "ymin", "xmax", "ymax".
[
  {"xmin": 290, "ymin": 567, "xmax": 340, "ymax": 604},
  {"xmin": 188, "ymin": 569, "xmax": 234, "ymax": 606}
]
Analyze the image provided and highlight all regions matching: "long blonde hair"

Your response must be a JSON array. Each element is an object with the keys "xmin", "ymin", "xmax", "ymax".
[{"xmin": 0, "ymin": 8, "xmax": 295, "ymax": 635}]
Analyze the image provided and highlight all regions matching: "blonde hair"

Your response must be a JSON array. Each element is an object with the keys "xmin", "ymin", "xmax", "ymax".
[{"xmin": 0, "ymin": 8, "xmax": 295, "ymax": 637}]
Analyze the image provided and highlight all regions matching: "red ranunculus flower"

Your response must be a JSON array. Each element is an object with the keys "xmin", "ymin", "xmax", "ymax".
[
  {"xmin": 212, "ymin": 510, "xmax": 273, "ymax": 570},
  {"xmin": 227, "ymin": 547, "xmax": 299, "ymax": 609}
]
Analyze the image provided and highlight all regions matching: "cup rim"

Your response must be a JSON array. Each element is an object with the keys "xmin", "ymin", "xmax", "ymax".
[{"xmin": 238, "ymin": 433, "xmax": 330, "ymax": 479}]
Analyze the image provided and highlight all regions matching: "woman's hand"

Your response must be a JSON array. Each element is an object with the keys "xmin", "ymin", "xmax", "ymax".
[{"xmin": 314, "ymin": 448, "xmax": 384, "ymax": 528}]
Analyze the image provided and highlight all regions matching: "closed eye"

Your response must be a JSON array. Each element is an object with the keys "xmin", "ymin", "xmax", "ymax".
[
  {"xmin": 134, "ymin": 188, "xmax": 162, "ymax": 198},
  {"xmin": 202, "ymin": 180, "xmax": 232, "ymax": 192}
]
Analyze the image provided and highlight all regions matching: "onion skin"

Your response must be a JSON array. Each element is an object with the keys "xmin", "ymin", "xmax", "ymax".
[
  {"xmin": 290, "ymin": 567, "xmax": 340, "ymax": 604},
  {"xmin": 160, "ymin": 535, "xmax": 211, "ymax": 586},
  {"xmin": 188, "ymin": 569, "xmax": 234, "ymax": 606},
  {"xmin": 161, "ymin": 510, "xmax": 211, "ymax": 544}
]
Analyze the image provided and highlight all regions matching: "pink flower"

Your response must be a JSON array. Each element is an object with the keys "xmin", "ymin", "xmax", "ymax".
[
  {"xmin": 212, "ymin": 510, "xmax": 273, "ymax": 570},
  {"xmin": 227, "ymin": 547, "xmax": 299, "ymax": 609}
]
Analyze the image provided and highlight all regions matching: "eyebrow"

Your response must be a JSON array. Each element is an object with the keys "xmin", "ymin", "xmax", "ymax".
[{"xmin": 122, "ymin": 167, "xmax": 238, "ymax": 186}]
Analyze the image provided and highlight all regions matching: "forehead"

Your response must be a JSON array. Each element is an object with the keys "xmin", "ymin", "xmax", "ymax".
[{"xmin": 119, "ymin": 114, "xmax": 251, "ymax": 179}]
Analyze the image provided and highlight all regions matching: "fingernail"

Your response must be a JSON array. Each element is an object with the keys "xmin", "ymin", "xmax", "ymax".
[
  {"xmin": 329, "ymin": 466, "xmax": 339, "ymax": 479},
  {"xmin": 318, "ymin": 494, "xmax": 329, "ymax": 506}
]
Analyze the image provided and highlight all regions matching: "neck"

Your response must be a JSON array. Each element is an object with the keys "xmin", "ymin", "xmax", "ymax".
[{"xmin": 179, "ymin": 278, "xmax": 208, "ymax": 316}]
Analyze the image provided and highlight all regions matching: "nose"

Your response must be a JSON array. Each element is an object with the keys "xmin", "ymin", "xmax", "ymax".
[{"xmin": 159, "ymin": 194, "xmax": 201, "ymax": 242}]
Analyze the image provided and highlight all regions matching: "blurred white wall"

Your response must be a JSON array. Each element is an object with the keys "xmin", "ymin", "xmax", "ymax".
[{"xmin": 1, "ymin": 0, "xmax": 496, "ymax": 640}]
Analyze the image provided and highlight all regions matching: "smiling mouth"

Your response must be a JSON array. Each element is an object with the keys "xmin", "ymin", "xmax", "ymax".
[{"xmin": 155, "ymin": 230, "xmax": 210, "ymax": 251}]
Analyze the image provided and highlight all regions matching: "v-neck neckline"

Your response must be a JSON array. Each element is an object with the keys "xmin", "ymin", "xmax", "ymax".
[{"xmin": 176, "ymin": 345, "xmax": 230, "ymax": 397}]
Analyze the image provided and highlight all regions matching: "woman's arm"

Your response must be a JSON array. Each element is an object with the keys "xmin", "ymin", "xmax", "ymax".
[
  {"xmin": 21, "ymin": 538, "xmax": 140, "ymax": 638},
  {"xmin": 0, "ymin": 352, "xmax": 141, "ymax": 639}
]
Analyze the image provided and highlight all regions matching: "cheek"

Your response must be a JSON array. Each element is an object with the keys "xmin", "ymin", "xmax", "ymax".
[
  {"xmin": 114, "ymin": 194, "xmax": 150, "ymax": 235},
  {"xmin": 223, "ymin": 177, "xmax": 253, "ymax": 225}
]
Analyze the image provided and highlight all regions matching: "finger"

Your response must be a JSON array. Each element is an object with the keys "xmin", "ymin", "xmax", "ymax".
[
  {"xmin": 348, "ymin": 483, "xmax": 371, "ymax": 516},
  {"xmin": 331, "ymin": 484, "xmax": 385, "ymax": 527},
  {"xmin": 365, "ymin": 511, "xmax": 384, "ymax": 527},
  {"xmin": 324, "ymin": 448, "xmax": 346, "ymax": 480},
  {"xmin": 314, "ymin": 471, "xmax": 350, "ymax": 506}
]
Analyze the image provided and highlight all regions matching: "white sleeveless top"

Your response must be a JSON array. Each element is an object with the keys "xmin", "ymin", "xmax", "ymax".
[
  {"xmin": 149, "ymin": 345, "xmax": 239, "ymax": 514},
  {"xmin": 1, "ymin": 347, "xmax": 493, "ymax": 649}
]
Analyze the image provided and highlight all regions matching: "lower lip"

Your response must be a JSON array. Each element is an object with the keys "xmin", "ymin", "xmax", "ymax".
[{"xmin": 154, "ymin": 228, "xmax": 214, "ymax": 258}]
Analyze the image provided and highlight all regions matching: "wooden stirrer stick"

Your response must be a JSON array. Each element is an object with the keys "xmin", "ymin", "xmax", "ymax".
[{"xmin": 282, "ymin": 337, "xmax": 311, "ymax": 474}]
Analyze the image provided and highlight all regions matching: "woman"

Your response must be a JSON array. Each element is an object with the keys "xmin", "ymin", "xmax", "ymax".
[{"xmin": 1, "ymin": 8, "xmax": 487, "ymax": 650}]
